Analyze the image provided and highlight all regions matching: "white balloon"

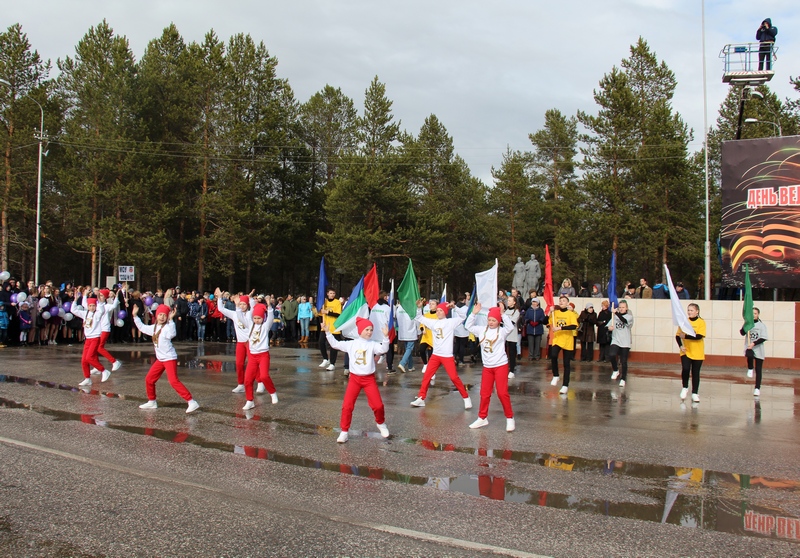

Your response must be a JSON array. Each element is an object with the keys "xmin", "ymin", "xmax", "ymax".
[
  {"xmin": 0, "ymin": 271, "xmax": 9, "ymax": 281},
  {"xmin": 39, "ymin": 298, "xmax": 49, "ymax": 308},
  {"xmin": 42, "ymin": 311, "xmax": 51, "ymax": 320},
  {"xmin": 58, "ymin": 308, "xmax": 66, "ymax": 317},
  {"xmin": 64, "ymin": 312, "xmax": 73, "ymax": 321},
  {"xmin": 116, "ymin": 318, "xmax": 125, "ymax": 327},
  {"xmin": 150, "ymin": 303, "xmax": 159, "ymax": 311},
  {"xmin": 16, "ymin": 292, "xmax": 27, "ymax": 302}
]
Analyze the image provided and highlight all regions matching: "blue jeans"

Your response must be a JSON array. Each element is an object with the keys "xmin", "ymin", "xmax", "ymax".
[
  {"xmin": 399, "ymin": 340, "xmax": 416, "ymax": 369},
  {"xmin": 196, "ymin": 319, "xmax": 206, "ymax": 341},
  {"xmin": 299, "ymin": 318, "xmax": 310, "ymax": 337}
]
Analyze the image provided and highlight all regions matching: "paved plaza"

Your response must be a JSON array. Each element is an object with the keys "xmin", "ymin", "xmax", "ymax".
[{"xmin": 1, "ymin": 341, "xmax": 799, "ymax": 557}]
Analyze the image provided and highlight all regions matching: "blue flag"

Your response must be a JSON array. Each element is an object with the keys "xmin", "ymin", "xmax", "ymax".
[
  {"xmin": 607, "ymin": 250, "xmax": 619, "ymax": 308},
  {"xmin": 316, "ymin": 256, "xmax": 327, "ymax": 313},
  {"xmin": 463, "ymin": 284, "xmax": 476, "ymax": 325}
]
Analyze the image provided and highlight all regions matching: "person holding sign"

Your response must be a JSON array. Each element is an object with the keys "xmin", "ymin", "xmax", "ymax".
[{"xmin": 675, "ymin": 303, "xmax": 706, "ymax": 403}]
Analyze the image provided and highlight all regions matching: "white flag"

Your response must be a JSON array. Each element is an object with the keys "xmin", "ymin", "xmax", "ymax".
[
  {"xmin": 473, "ymin": 260, "xmax": 498, "ymax": 327},
  {"xmin": 664, "ymin": 264, "xmax": 695, "ymax": 336}
]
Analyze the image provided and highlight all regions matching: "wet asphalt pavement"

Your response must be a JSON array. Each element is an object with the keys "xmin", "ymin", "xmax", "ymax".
[{"xmin": 1, "ymin": 340, "xmax": 799, "ymax": 557}]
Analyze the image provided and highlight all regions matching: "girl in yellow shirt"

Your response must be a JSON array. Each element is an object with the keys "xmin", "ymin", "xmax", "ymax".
[{"xmin": 675, "ymin": 303, "xmax": 706, "ymax": 403}]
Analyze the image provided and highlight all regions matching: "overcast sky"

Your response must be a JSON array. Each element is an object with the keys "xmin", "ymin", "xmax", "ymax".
[{"xmin": 6, "ymin": 1, "xmax": 798, "ymax": 183}]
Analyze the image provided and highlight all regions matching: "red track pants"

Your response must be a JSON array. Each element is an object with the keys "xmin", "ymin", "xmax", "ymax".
[
  {"xmin": 478, "ymin": 364, "xmax": 513, "ymax": 419},
  {"xmin": 245, "ymin": 352, "xmax": 275, "ymax": 400},
  {"xmin": 97, "ymin": 331, "xmax": 117, "ymax": 364},
  {"xmin": 81, "ymin": 337, "xmax": 106, "ymax": 378},
  {"xmin": 145, "ymin": 359, "xmax": 192, "ymax": 401},
  {"xmin": 417, "ymin": 355, "xmax": 467, "ymax": 400},
  {"xmin": 340, "ymin": 373, "xmax": 385, "ymax": 432},
  {"xmin": 235, "ymin": 341, "xmax": 249, "ymax": 384}
]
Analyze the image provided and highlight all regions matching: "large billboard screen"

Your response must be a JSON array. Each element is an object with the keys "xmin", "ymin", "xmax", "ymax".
[{"xmin": 720, "ymin": 136, "xmax": 800, "ymax": 288}]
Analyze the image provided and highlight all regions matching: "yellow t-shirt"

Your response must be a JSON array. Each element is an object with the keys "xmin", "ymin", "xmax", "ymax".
[
  {"xmin": 420, "ymin": 310, "xmax": 437, "ymax": 346},
  {"xmin": 323, "ymin": 298, "xmax": 343, "ymax": 334},
  {"xmin": 678, "ymin": 317, "xmax": 706, "ymax": 360},
  {"xmin": 551, "ymin": 308, "xmax": 577, "ymax": 351}
]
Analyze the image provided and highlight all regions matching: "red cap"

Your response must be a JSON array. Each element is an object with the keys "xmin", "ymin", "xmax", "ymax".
[
  {"xmin": 252, "ymin": 303, "xmax": 267, "ymax": 318},
  {"xmin": 86, "ymin": 297, "xmax": 98, "ymax": 305},
  {"xmin": 239, "ymin": 297, "xmax": 250, "ymax": 309},
  {"xmin": 156, "ymin": 304, "xmax": 170, "ymax": 316},
  {"xmin": 356, "ymin": 317, "xmax": 373, "ymax": 334},
  {"xmin": 437, "ymin": 302, "xmax": 449, "ymax": 315},
  {"xmin": 568, "ymin": 302, "xmax": 575, "ymax": 309},
  {"xmin": 99, "ymin": 288, "xmax": 110, "ymax": 298},
  {"xmin": 488, "ymin": 307, "xmax": 502, "ymax": 322}
]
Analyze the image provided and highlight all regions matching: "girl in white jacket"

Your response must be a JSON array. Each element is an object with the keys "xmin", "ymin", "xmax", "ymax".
[
  {"xmin": 72, "ymin": 289, "xmax": 109, "ymax": 386},
  {"xmin": 465, "ymin": 303, "xmax": 516, "ymax": 432},
  {"xmin": 133, "ymin": 304, "xmax": 199, "ymax": 413}
]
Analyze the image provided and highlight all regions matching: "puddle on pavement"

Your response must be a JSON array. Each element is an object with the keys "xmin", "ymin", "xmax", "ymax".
[{"xmin": 1, "ymin": 384, "xmax": 799, "ymax": 542}]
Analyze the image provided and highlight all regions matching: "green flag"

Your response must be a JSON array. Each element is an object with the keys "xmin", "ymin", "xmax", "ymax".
[
  {"xmin": 742, "ymin": 264, "xmax": 754, "ymax": 333},
  {"xmin": 397, "ymin": 259, "xmax": 420, "ymax": 317}
]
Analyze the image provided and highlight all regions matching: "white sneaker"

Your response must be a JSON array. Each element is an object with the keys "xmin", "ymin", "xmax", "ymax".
[
  {"xmin": 430, "ymin": 374, "xmax": 435, "ymax": 386},
  {"xmin": 421, "ymin": 364, "xmax": 427, "ymax": 374},
  {"xmin": 243, "ymin": 400, "xmax": 255, "ymax": 410},
  {"xmin": 410, "ymin": 397, "xmax": 425, "ymax": 407},
  {"xmin": 611, "ymin": 371, "xmax": 619, "ymax": 380},
  {"xmin": 747, "ymin": 369, "xmax": 754, "ymax": 378},
  {"xmin": 112, "ymin": 361, "xmax": 122, "ymax": 372},
  {"xmin": 231, "ymin": 384, "xmax": 245, "ymax": 393},
  {"xmin": 186, "ymin": 399, "xmax": 199, "ymax": 413},
  {"xmin": 469, "ymin": 417, "xmax": 489, "ymax": 429},
  {"xmin": 326, "ymin": 364, "xmax": 335, "ymax": 371},
  {"xmin": 256, "ymin": 382, "xmax": 266, "ymax": 394},
  {"xmin": 508, "ymin": 372, "xmax": 515, "ymax": 379},
  {"xmin": 680, "ymin": 387, "xmax": 688, "ymax": 400},
  {"xmin": 506, "ymin": 418, "xmax": 516, "ymax": 432},
  {"xmin": 691, "ymin": 393, "xmax": 700, "ymax": 403},
  {"xmin": 463, "ymin": 396, "xmax": 472, "ymax": 409},
  {"xmin": 101, "ymin": 370, "xmax": 111, "ymax": 383},
  {"xmin": 397, "ymin": 363, "xmax": 407, "ymax": 374},
  {"xmin": 90, "ymin": 367, "xmax": 101, "ymax": 375},
  {"xmin": 139, "ymin": 400, "xmax": 157, "ymax": 409},
  {"xmin": 319, "ymin": 359, "xmax": 330, "ymax": 368},
  {"xmin": 377, "ymin": 423, "xmax": 390, "ymax": 438},
  {"xmin": 78, "ymin": 378, "xmax": 92, "ymax": 387},
  {"xmin": 619, "ymin": 380, "xmax": 626, "ymax": 387},
  {"xmin": 343, "ymin": 369, "xmax": 350, "ymax": 377},
  {"xmin": 559, "ymin": 386, "xmax": 568, "ymax": 395},
  {"xmin": 337, "ymin": 431, "xmax": 349, "ymax": 443},
  {"xmin": 753, "ymin": 388, "xmax": 760, "ymax": 397},
  {"xmin": 270, "ymin": 392, "xmax": 278, "ymax": 404},
  {"xmin": 550, "ymin": 377, "xmax": 559, "ymax": 386},
  {"xmin": 377, "ymin": 355, "xmax": 385, "ymax": 364}
]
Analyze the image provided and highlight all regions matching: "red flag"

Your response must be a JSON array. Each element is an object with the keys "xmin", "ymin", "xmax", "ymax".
[
  {"xmin": 364, "ymin": 263, "xmax": 379, "ymax": 309},
  {"xmin": 543, "ymin": 244, "xmax": 554, "ymax": 314}
]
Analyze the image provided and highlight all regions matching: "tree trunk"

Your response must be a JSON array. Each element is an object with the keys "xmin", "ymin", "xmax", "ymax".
[{"xmin": 2, "ymin": 120, "xmax": 14, "ymax": 271}]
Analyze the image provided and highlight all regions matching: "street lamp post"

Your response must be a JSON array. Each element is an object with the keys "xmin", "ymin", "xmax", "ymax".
[
  {"xmin": 743, "ymin": 117, "xmax": 782, "ymax": 137},
  {"xmin": 0, "ymin": 78, "xmax": 44, "ymax": 285}
]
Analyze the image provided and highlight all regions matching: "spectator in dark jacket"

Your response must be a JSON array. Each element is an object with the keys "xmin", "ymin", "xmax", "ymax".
[
  {"xmin": 524, "ymin": 299, "xmax": 546, "ymax": 361},
  {"xmin": 756, "ymin": 18, "xmax": 777, "ymax": 71}
]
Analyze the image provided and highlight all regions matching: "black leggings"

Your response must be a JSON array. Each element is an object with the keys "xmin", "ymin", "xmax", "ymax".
[
  {"xmin": 609, "ymin": 346, "xmax": 630, "ymax": 380},
  {"xmin": 681, "ymin": 355, "xmax": 702, "ymax": 394},
  {"xmin": 746, "ymin": 350, "xmax": 764, "ymax": 389},
  {"xmin": 419, "ymin": 342, "xmax": 432, "ymax": 365},
  {"xmin": 506, "ymin": 340, "xmax": 517, "ymax": 372},
  {"xmin": 550, "ymin": 345, "xmax": 573, "ymax": 386}
]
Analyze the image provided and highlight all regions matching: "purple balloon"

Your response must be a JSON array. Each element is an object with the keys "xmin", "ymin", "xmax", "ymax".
[
  {"xmin": 10, "ymin": 293, "xmax": 17, "ymax": 303},
  {"xmin": 117, "ymin": 310, "xmax": 127, "ymax": 320},
  {"xmin": 144, "ymin": 296, "xmax": 153, "ymax": 306},
  {"xmin": 63, "ymin": 301, "xmax": 72, "ymax": 312},
  {"xmin": 51, "ymin": 306, "xmax": 59, "ymax": 316}
]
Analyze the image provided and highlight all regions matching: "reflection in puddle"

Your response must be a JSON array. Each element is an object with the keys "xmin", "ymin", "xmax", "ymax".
[{"xmin": 1, "ymin": 391, "xmax": 798, "ymax": 542}]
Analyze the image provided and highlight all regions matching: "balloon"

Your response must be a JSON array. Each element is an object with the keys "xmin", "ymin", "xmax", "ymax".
[
  {"xmin": 16, "ymin": 292, "xmax": 27, "ymax": 303},
  {"xmin": 115, "ymin": 318, "xmax": 125, "ymax": 327},
  {"xmin": 144, "ymin": 296, "xmax": 153, "ymax": 306},
  {"xmin": 0, "ymin": 271, "xmax": 9, "ymax": 281},
  {"xmin": 64, "ymin": 312, "xmax": 73, "ymax": 321},
  {"xmin": 10, "ymin": 293, "xmax": 17, "ymax": 303},
  {"xmin": 42, "ymin": 311, "xmax": 51, "ymax": 320},
  {"xmin": 51, "ymin": 306, "xmax": 59, "ymax": 316},
  {"xmin": 63, "ymin": 301, "xmax": 71, "ymax": 312},
  {"xmin": 150, "ymin": 303, "xmax": 159, "ymax": 311},
  {"xmin": 117, "ymin": 310, "xmax": 127, "ymax": 320},
  {"xmin": 58, "ymin": 308, "xmax": 66, "ymax": 318},
  {"xmin": 39, "ymin": 298, "xmax": 49, "ymax": 308}
]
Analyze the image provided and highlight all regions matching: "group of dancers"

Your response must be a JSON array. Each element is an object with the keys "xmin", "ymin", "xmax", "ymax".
[{"xmin": 72, "ymin": 284, "xmax": 769, "ymax": 442}]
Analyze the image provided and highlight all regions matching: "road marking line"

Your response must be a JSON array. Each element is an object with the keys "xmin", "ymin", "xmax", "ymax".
[{"xmin": 0, "ymin": 435, "xmax": 550, "ymax": 558}]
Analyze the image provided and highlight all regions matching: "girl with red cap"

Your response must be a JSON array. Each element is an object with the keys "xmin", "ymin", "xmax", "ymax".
[
  {"xmin": 132, "ymin": 303, "xmax": 200, "ymax": 413},
  {"xmin": 216, "ymin": 288, "xmax": 256, "ymax": 393},
  {"xmin": 90, "ymin": 288, "xmax": 122, "ymax": 375},
  {"xmin": 239, "ymin": 298, "xmax": 278, "ymax": 410},
  {"xmin": 465, "ymin": 303, "xmax": 516, "ymax": 431},
  {"xmin": 410, "ymin": 300, "xmax": 472, "ymax": 410},
  {"xmin": 322, "ymin": 317, "xmax": 390, "ymax": 443},
  {"xmin": 72, "ymin": 288, "xmax": 110, "ymax": 386}
]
